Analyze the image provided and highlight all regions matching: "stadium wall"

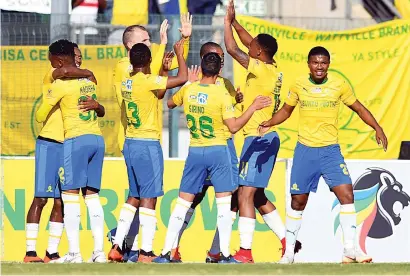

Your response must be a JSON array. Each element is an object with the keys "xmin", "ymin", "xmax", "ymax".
[{"xmin": 1, "ymin": 158, "xmax": 409, "ymax": 263}]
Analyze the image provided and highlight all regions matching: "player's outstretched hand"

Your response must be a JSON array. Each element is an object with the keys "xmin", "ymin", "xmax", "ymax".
[
  {"xmin": 235, "ymin": 87, "xmax": 244, "ymax": 103},
  {"xmin": 188, "ymin": 65, "xmax": 200, "ymax": 82},
  {"xmin": 174, "ymin": 38, "xmax": 185, "ymax": 56},
  {"xmin": 225, "ymin": 0, "xmax": 236, "ymax": 24},
  {"xmin": 163, "ymin": 51, "xmax": 174, "ymax": 71},
  {"xmin": 78, "ymin": 96, "xmax": 99, "ymax": 112},
  {"xmin": 251, "ymin": 95, "xmax": 271, "ymax": 111},
  {"xmin": 375, "ymin": 127, "xmax": 388, "ymax": 151},
  {"xmin": 160, "ymin": 19, "xmax": 169, "ymax": 45},
  {"xmin": 179, "ymin": 13, "xmax": 192, "ymax": 38}
]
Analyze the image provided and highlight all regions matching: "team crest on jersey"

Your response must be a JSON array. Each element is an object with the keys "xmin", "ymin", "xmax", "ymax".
[
  {"xmin": 197, "ymin": 93, "xmax": 208, "ymax": 105},
  {"xmin": 124, "ymin": 79, "xmax": 133, "ymax": 90}
]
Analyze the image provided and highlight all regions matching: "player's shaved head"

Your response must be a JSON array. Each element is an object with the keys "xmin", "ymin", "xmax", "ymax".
[
  {"xmin": 200, "ymin": 42, "xmax": 225, "ymax": 68},
  {"xmin": 200, "ymin": 42, "xmax": 222, "ymax": 57},
  {"xmin": 130, "ymin": 43, "xmax": 152, "ymax": 68},
  {"xmin": 49, "ymin": 39, "xmax": 75, "ymax": 68},
  {"xmin": 308, "ymin": 46, "xmax": 330, "ymax": 61},
  {"xmin": 201, "ymin": 52, "xmax": 222, "ymax": 77},
  {"xmin": 123, "ymin": 25, "xmax": 151, "ymax": 51}
]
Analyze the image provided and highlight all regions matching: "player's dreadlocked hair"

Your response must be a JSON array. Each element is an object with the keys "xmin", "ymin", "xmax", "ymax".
[
  {"xmin": 201, "ymin": 52, "xmax": 222, "ymax": 77},
  {"xmin": 49, "ymin": 39, "xmax": 75, "ymax": 57},
  {"xmin": 200, "ymin": 42, "xmax": 222, "ymax": 58},
  {"xmin": 308, "ymin": 46, "xmax": 330, "ymax": 60},
  {"xmin": 130, "ymin": 43, "xmax": 151, "ymax": 68},
  {"xmin": 123, "ymin": 25, "xmax": 149, "ymax": 50},
  {"xmin": 256, "ymin": 34, "xmax": 278, "ymax": 59}
]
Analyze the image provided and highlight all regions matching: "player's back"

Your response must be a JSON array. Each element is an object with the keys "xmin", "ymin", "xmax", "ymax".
[
  {"xmin": 179, "ymin": 82, "xmax": 234, "ymax": 147},
  {"xmin": 53, "ymin": 78, "xmax": 101, "ymax": 139},
  {"xmin": 38, "ymin": 68, "xmax": 65, "ymax": 142},
  {"xmin": 290, "ymin": 74, "xmax": 356, "ymax": 147},
  {"xmin": 243, "ymin": 58, "xmax": 280, "ymax": 136},
  {"xmin": 121, "ymin": 72, "xmax": 166, "ymax": 140}
]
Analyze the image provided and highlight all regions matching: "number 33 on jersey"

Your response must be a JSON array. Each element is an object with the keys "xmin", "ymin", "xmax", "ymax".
[{"xmin": 120, "ymin": 73, "xmax": 168, "ymax": 140}]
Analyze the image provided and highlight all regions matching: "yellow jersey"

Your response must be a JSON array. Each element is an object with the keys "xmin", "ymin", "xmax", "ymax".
[
  {"xmin": 215, "ymin": 77, "xmax": 237, "ymax": 140},
  {"xmin": 38, "ymin": 78, "xmax": 102, "ymax": 139},
  {"xmin": 114, "ymin": 41, "xmax": 190, "ymax": 150},
  {"xmin": 121, "ymin": 72, "xmax": 168, "ymax": 140},
  {"xmin": 173, "ymin": 82, "xmax": 235, "ymax": 147},
  {"xmin": 38, "ymin": 68, "xmax": 64, "ymax": 142},
  {"xmin": 286, "ymin": 74, "xmax": 357, "ymax": 147},
  {"xmin": 243, "ymin": 58, "xmax": 281, "ymax": 137}
]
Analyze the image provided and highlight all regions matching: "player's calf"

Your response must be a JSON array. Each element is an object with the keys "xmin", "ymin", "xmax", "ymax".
[
  {"xmin": 24, "ymin": 197, "xmax": 49, "ymax": 263},
  {"xmin": 44, "ymin": 198, "xmax": 64, "ymax": 263}
]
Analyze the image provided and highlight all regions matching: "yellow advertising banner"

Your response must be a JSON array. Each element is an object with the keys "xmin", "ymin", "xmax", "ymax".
[
  {"xmin": 1, "ymin": 159, "xmax": 286, "ymax": 262},
  {"xmin": 233, "ymin": 16, "xmax": 410, "ymax": 159}
]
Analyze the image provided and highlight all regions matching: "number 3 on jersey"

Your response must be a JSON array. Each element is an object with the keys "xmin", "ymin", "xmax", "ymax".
[
  {"xmin": 186, "ymin": 114, "xmax": 214, "ymax": 139},
  {"xmin": 78, "ymin": 94, "xmax": 97, "ymax": 121},
  {"xmin": 127, "ymin": 102, "xmax": 141, "ymax": 128}
]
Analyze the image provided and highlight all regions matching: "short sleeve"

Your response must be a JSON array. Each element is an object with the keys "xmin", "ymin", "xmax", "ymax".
[
  {"xmin": 43, "ymin": 68, "xmax": 55, "ymax": 85},
  {"xmin": 148, "ymin": 75, "xmax": 168, "ymax": 91},
  {"xmin": 222, "ymin": 91, "xmax": 235, "ymax": 120},
  {"xmin": 285, "ymin": 83, "xmax": 299, "ymax": 106},
  {"xmin": 340, "ymin": 81, "xmax": 357, "ymax": 106},
  {"xmin": 172, "ymin": 85, "xmax": 187, "ymax": 106},
  {"xmin": 45, "ymin": 81, "xmax": 66, "ymax": 106},
  {"xmin": 247, "ymin": 57, "xmax": 270, "ymax": 77},
  {"xmin": 221, "ymin": 78, "xmax": 237, "ymax": 105}
]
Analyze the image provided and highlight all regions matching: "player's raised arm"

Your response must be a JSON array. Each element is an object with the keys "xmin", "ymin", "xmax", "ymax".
[
  {"xmin": 52, "ymin": 67, "xmax": 97, "ymax": 84},
  {"xmin": 230, "ymin": 0, "xmax": 253, "ymax": 48},
  {"xmin": 169, "ymin": 13, "xmax": 192, "ymax": 70},
  {"xmin": 164, "ymin": 39, "xmax": 188, "ymax": 89},
  {"xmin": 150, "ymin": 19, "xmax": 169, "ymax": 74},
  {"xmin": 224, "ymin": 95, "xmax": 272, "ymax": 134},
  {"xmin": 156, "ymin": 51, "xmax": 175, "ymax": 99},
  {"xmin": 224, "ymin": 0, "xmax": 250, "ymax": 69},
  {"xmin": 348, "ymin": 100, "xmax": 388, "ymax": 151}
]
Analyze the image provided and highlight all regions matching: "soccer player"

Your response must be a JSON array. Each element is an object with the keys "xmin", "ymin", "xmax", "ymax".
[
  {"xmin": 36, "ymin": 39, "xmax": 106, "ymax": 263},
  {"xmin": 24, "ymin": 41, "xmax": 97, "ymax": 263},
  {"xmin": 73, "ymin": 43, "xmax": 82, "ymax": 67},
  {"xmin": 259, "ymin": 46, "xmax": 388, "ymax": 264},
  {"xmin": 168, "ymin": 42, "xmax": 243, "ymax": 263},
  {"xmin": 107, "ymin": 39, "xmax": 188, "ymax": 263},
  {"xmin": 224, "ymin": 0, "xmax": 292, "ymax": 263},
  {"xmin": 153, "ymin": 52, "xmax": 272, "ymax": 264},
  {"xmin": 108, "ymin": 15, "xmax": 192, "ymax": 262}
]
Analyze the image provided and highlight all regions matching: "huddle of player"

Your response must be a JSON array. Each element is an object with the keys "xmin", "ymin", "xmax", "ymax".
[{"xmin": 24, "ymin": 0, "xmax": 388, "ymax": 265}]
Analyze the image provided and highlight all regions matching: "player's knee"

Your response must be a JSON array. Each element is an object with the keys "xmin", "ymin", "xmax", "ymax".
[
  {"xmin": 291, "ymin": 197, "xmax": 307, "ymax": 211},
  {"xmin": 140, "ymin": 198, "xmax": 157, "ymax": 209},
  {"xmin": 338, "ymin": 192, "xmax": 354, "ymax": 205},
  {"xmin": 33, "ymin": 197, "xmax": 48, "ymax": 208}
]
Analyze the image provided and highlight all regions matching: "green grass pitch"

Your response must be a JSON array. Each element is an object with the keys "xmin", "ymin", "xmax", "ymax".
[{"xmin": 2, "ymin": 263, "xmax": 410, "ymax": 275}]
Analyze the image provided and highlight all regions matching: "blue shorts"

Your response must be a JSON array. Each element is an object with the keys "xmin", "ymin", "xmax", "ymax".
[
  {"xmin": 180, "ymin": 145, "xmax": 235, "ymax": 194},
  {"xmin": 290, "ymin": 142, "xmax": 352, "ymax": 194},
  {"xmin": 238, "ymin": 131, "xmax": 280, "ymax": 188},
  {"xmin": 203, "ymin": 138, "xmax": 239, "ymax": 189},
  {"xmin": 63, "ymin": 134, "xmax": 105, "ymax": 191},
  {"xmin": 123, "ymin": 138, "xmax": 164, "ymax": 199},
  {"xmin": 34, "ymin": 137, "xmax": 63, "ymax": 198}
]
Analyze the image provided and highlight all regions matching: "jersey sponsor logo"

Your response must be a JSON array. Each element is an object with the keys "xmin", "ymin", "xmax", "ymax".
[
  {"xmin": 197, "ymin": 93, "xmax": 208, "ymax": 105},
  {"xmin": 188, "ymin": 94, "xmax": 197, "ymax": 103},
  {"xmin": 310, "ymin": 87, "xmax": 322, "ymax": 93},
  {"xmin": 332, "ymin": 168, "xmax": 410, "ymax": 254}
]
